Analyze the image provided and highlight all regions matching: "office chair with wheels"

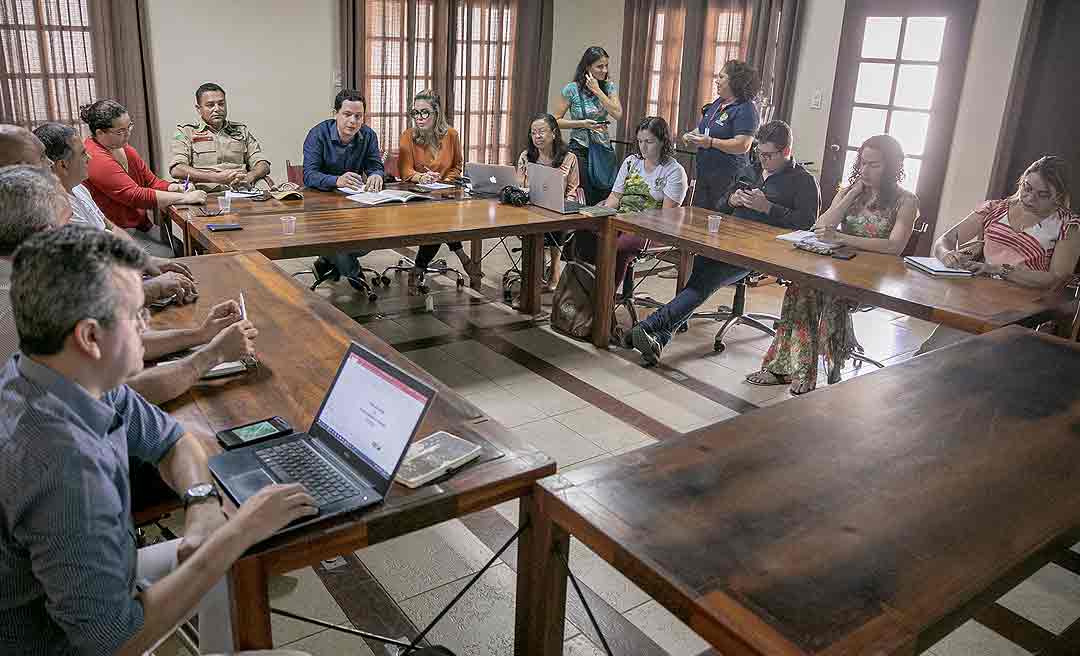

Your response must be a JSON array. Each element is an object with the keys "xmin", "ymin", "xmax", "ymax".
[{"xmin": 293, "ymin": 261, "xmax": 381, "ymax": 302}]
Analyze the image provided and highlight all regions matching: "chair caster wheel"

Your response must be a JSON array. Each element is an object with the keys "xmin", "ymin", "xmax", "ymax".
[
  {"xmin": 370, "ymin": 276, "xmax": 381, "ymax": 287},
  {"xmin": 714, "ymin": 342, "xmax": 726, "ymax": 353},
  {"xmin": 418, "ymin": 284, "xmax": 430, "ymax": 295},
  {"xmin": 503, "ymin": 290, "xmax": 513, "ymax": 303},
  {"xmin": 381, "ymin": 275, "xmax": 392, "ymax": 285},
  {"xmin": 456, "ymin": 278, "xmax": 465, "ymax": 288},
  {"xmin": 677, "ymin": 323, "xmax": 689, "ymax": 333},
  {"xmin": 368, "ymin": 293, "xmax": 378, "ymax": 303}
]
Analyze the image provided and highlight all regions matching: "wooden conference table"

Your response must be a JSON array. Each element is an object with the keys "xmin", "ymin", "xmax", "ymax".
[
  {"xmin": 526, "ymin": 326, "xmax": 1080, "ymax": 655},
  {"xmin": 150, "ymin": 252, "xmax": 555, "ymax": 650},
  {"xmin": 168, "ymin": 188, "xmax": 601, "ymax": 315},
  {"xmin": 589, "ymin": 207, "xmax": 1075, "ymax": 347}
]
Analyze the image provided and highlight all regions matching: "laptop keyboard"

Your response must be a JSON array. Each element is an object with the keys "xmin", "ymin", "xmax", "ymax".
[{"xmin": 256, "ymin": 441, "xmax": 362, "ymax": 506}]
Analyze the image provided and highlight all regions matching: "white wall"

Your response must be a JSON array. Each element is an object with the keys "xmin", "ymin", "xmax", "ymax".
[
  {"xmin": 547, "ymin": 0, "xmax": 624, "ymax": 116},
  {"xmin": 934, "ymin": 0, "xmax": 1027, "ymax": 240},
  {"xmin": 787, "ymin": 0, "xmax": 1029, "ymax": 241},
  {"xmin": 786, "ymin": 0, "xmax": 848, "ymax": 172},
  {"xmin": 144, "ymin": 0, "xmax": 340, "ymax": 183}
]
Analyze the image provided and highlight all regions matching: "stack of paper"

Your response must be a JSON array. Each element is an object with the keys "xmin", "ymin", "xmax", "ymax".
[
  {"xmin": 776, "ymin": 230, "xmax": 843, "ymax": 250},
  {"xmin": 904, "ymin": 256, "xmax": 974, "ymax": 277}
]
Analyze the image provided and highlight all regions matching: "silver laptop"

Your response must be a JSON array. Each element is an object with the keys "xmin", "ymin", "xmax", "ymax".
[
  {"xmin": 465, "ymin": 162, "xmax": 519, "ymax": 195},
  {"xmin": 209, "ymin": 343, "xmax": 436, "ymax": 534},
  {"xmin": 527, "ymin": 163, "xmax": 583, "ymax": 214}
]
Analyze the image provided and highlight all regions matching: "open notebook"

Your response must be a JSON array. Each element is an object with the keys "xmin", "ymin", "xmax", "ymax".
[
  {"xmin": 346, "ymin": 189, "xmax": 432, "ymax": 206},
  {"xmin": 904, "ymin": 256, "xmax": 974, "ymax": 278}
]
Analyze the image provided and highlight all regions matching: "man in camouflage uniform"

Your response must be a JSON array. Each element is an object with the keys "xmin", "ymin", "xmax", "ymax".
[{"xmin": 169, "ymin": 82, "xmax": 271, "ymax": 191}]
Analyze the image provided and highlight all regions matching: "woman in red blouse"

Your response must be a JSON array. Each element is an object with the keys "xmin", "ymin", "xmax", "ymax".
[
  {"xmin": 80, "ymin": 99, "xmax": 206, "ymax": 230},
  {"xmin": 919, "ymin": 155, "xmax": 1080, "ymax": 353}
]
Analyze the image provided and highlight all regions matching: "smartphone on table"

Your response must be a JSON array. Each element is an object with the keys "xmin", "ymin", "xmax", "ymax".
[{"xmin": 216, "ymin": 416, "xmax": 293, "ymax": 449}]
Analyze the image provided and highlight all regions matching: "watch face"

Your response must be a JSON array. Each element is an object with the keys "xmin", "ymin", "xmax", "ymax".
[{"xmin": 188, "ymin": 483, "xmax": 214, "ymax": 497}]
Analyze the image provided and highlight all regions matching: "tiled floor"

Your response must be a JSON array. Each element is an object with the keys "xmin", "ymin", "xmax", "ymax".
[{"xmin": 154, "ymin": 241, "xmax": 1080, "ymax": 655}]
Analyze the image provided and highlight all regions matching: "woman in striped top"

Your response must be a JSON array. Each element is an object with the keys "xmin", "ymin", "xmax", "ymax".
[
  {"xmin": 933, "ymin": 155, "xmax": 1079, "ymax": 288},
  {"xmin": 917, "ymin": 156, "xmax": 1080, "ymax": 354}
]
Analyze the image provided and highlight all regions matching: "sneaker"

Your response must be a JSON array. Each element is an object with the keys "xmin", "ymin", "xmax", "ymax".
[
  {"xmin": 630, "ymin": 324, "xmax": 662, "ymax": 366},
  {"xmin": 312, "ymin": 256, "xmax": 340, "ymax": 283}
]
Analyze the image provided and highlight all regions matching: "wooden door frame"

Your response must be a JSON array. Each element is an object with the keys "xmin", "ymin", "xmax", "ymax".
[
  {"xmin": 821, "ymin": 0, "xmax": 978, "ymax": 256},
  {"xmin": 986, "ymin": 0, "xmax": 1043, "ymax": 200}
]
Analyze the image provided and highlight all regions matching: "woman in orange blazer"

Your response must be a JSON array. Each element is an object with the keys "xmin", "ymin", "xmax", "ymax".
[{"xmin": 398, "ymin": 90, "xmax": 479, "ymax": 293}]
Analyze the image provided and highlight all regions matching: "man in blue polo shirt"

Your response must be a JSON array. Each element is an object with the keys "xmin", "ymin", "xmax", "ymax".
[
  {"xmin": 0, "ymin": 226, "xmax": 317, "ymax": 654},
  {"xmin": 302, "ymin": 88, "xmax": 385, "ymax": 289}
]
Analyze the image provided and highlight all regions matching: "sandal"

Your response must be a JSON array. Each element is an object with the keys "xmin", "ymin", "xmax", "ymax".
[
  {"xmin": 789, "ymin": 377, "xmax": 817, "ymax": 396},
  {"xmin": 745, "ymin": 369, "xmax": 791, "ymax": 386}
]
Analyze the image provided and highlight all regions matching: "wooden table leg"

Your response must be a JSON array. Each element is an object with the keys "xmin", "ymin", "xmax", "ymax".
[
  {"xmin": 516, "ymin": 494, "xmax": 569, "ymax": 656},
  {"xmin": 229, "ymin": 556, "xmax": 273, "ymax": 649},
  {"xmin": 519, "ymin": 233, "xmax": 544, "ymax": 315},
  {"xmin": 677, "ymin": 249, "xmax": 694, "ymax": 294},
  {"xmin": 470, "ymin": 239, "xmax": 483, "ymax": 291},
  {"xmin": 183, "ymin": 220, "xmax": 193, "ymax": 257},
  {"xmin": 591, "ymin": 219, "xmax": 617, "ymax": 348}
]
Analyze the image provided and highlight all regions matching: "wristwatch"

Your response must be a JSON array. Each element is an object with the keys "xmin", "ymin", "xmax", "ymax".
[
  {"xmin": 998, "ymin": 263, "xmax": 1014, "ymax": 280},
  {"xmin": 182, "ymin": 482, "xmax": 222, "ymax": 510}
]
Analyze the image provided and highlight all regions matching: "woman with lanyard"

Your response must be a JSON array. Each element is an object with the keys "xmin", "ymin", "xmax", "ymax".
[
  {"xmin": 553, "ymin": 46, "xmax": 623, "ymax": 205},
  {"xmin": 683, "ymin": 60, "xmax": 760, "ymax": 210}
]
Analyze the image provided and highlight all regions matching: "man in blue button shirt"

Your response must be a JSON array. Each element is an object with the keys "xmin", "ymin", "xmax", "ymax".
[
  {"xmin": 302, "ymin": 88, "xmax": 385, "ymax": 290},
  {"xmin": 0, "ymin": 225, "xmax": 317, "ymax": 655}
]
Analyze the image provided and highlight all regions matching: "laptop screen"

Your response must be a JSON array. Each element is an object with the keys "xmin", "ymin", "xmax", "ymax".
[{"xmin": 314, "ymin": 350, "xmax": 430, "ymax": 479}]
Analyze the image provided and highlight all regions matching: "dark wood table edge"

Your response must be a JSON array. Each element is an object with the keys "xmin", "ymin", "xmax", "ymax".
[
  {"xmin": 527, "ymin": 475, "xmax": 808, "ymax": 656},
  {"xmin": 610, "ymin": 216, "xmax": 1057, "ymax": 336}
]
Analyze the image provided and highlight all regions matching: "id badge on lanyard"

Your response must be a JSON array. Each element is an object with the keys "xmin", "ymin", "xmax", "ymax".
[{"xmin": 705, "ymin": 100, "xmax": 733, "ymax": 137}]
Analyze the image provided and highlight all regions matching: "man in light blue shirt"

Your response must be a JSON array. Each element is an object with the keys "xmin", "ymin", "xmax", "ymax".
[
  {"xmin": 302, "ymin": 88, "xmax": 385, "ymax": 289},
  {"xmin": 0, "ymin": 226, "xmax": 317, "ymax": 654}
]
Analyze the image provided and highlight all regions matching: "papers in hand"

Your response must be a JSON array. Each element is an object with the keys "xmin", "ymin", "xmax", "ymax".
[
  {"xmin": 904, "ymin": 256, "xmax": 974, "ymax": 277},
  {"xmin": 396, "ymin": 431, "xmax": 482, "ymax": 488},
  {"xmin": 776, "ymin": 230, "xmax": 842, "ymax": 249},
  {"xmin": 346, "ymin": 189, "xmax": 432, "ymax": 206}
]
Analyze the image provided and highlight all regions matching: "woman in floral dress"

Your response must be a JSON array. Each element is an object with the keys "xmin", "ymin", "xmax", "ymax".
[{"xmin": 745, "ymin": 134, "xmax": 919, "ymax": 395}]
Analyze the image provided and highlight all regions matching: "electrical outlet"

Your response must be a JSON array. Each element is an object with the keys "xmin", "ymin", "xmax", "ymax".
[{"xmin": 810, "ymin": 90, "xmax": 823, "ymax": 110}]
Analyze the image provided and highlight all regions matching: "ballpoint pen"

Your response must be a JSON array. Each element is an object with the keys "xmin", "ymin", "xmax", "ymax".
[
  {"xmin": 183, "ymin": 175, "xmax": 190, "ymax": 193},
  {"xmin": 239, "ymin": 292, "xmax": 247, "ymax": 321}
]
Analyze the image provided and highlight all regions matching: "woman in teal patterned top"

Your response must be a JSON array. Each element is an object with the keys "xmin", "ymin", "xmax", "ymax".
[
  {"xmin": 553, "ymin": 46, "xmax": 623, "ymax": 205},
  {"xmin": 746, "ymin": 134, "xmax": 919, "ymax": 395}
]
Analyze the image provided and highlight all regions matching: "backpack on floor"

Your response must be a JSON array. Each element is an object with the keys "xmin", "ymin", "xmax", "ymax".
[{"xmin": 551, "ymin": 260, "xmax": 621, "ymax": 343}]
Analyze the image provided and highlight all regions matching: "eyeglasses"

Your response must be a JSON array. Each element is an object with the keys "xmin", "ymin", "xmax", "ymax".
[
  {"xmin": 1021, "ymin": 180, "xmax": 1054, "ymax": 201},
  {"xmin": 410, "ymin": 109, "xmax": 433, "ymax": 120},
  {"xmin": 109, "ymin": 121, "xmax": 135, "ymax": 136},
  {"xmin": 530, "ymin": 129, "xmax": 551, "ymax": 138},
  {"xmin": 757, "ymin": 149, "xmax": 783, "ymax": 160}
]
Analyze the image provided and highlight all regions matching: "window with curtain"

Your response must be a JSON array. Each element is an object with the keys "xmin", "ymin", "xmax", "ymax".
[
  {"xmin": 638, "ymin": 2, "xmax": 750, "ymax": 132},
  {"xmin": 0, "ymin": 0, "xmax": 96, "ymax": 132},
  {"xmin": 452, "ymin": 0, "xmax": 514, "ymax": 164},
  {"xmin": 358, "ymin": 0, "xmax": 518, "ymax": 164},
  {"xmin": 364, "ymin": 0, "xmax": 436, "ymax": 154},
  {"xmin": 644, "ymin": 11, "xmax": 668, "ymax": 118}
]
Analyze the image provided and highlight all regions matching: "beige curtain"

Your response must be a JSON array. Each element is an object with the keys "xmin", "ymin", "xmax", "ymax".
[
  {"xmin": 0, "ymin": 0, "xmax": 97, "ymax": 132},
  {"xmin": 340, "ymin": 0, "xmax": 551, "ymax": 164},
  {"xmin": 746, "ymin": 0, "xmax": 802, "ymax": 122},
  {"xmin": 88, "ymin": 0, "xmax": 159, "ymax": 167}
]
